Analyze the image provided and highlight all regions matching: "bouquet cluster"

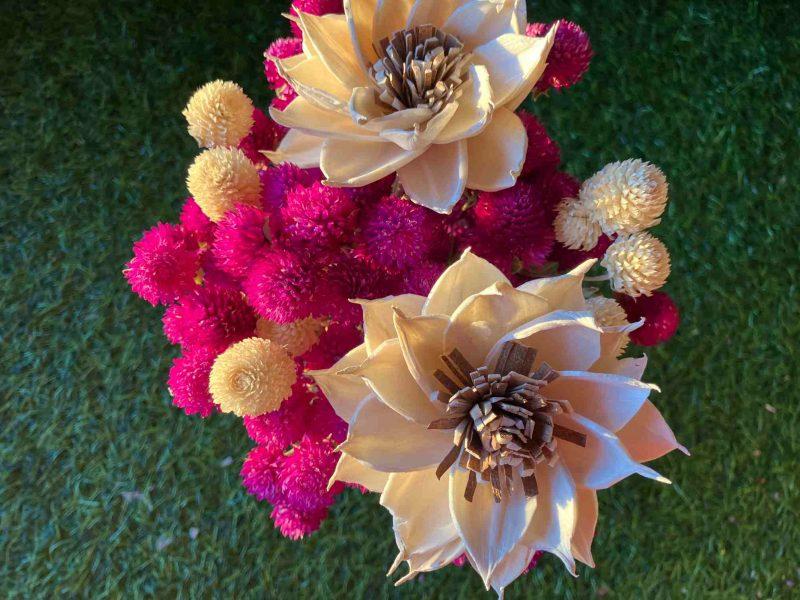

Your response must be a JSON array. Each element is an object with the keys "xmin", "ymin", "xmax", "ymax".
[{"xmin": 126, "ymin": 0, "xmax": 682, "ymax": 591}]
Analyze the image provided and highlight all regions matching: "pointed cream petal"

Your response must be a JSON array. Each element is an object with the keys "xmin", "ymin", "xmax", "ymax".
[
  {"xmin": 466, "ymin": 107, "xmax": 526, "ymax": 191},
  {"xmin": 505, "ymin": 24, "xmax": 558, "ymax": 111},
  {"xmin": 381, "ymin": 468, "xmax": 457, "ymax": 556},
  {"xmin": 320, "ymin": 138, "xmax": 423, "ymax": 187},
  {"xmin": 296, "ymin": 11, "xmax": 371, "ymax": 89},
  {"xmin": 330, "ymin": 452, "xmax": 390, "ymax": 493},
  {"xmin": 398, "ymin": 140, "xmax": 467, "ymax": 214},
  {"xmin": 340, "ymin": 394, "xmax": 452, "ymax": 472},
  {"xmin": 379, "ymin": 101, "xmax": 458, "ymax": 151},
  {"xmin": 263, "ymin": 129, "xmax": 324, "ymax": 168},
  {"xmin": 395, "ymin": 537, "xmax": 465, "ymax": 585},
  {"xmin": 444, "ymin": 281, "xmax": 550, "ymax": 368},
  {"xmin": 406, "ymin": 0, "xmax": 464, "ymax": 29},
  {"xmin": 344, "ymin": 0, "xmax": 379, "ymax": 69},
  {"xmin": 276, "ymin": 55, "xmax": 352, "ymax": 109},
  {"xmin": 486, "ymin": 310, "xmax": 602, "ymax": 373},
  {"xmin": 473, "ymin": 32, "xmax": 554, "ymax": 106},
  {"xmin": 392, "ymin": 310, "xmax": 449, "ymax": 398},
  {"xmin": 616, "ymin": 400, "xmax": 689, "ymax": 463},
  {"xmin": 308, "ymin": 343, "xmax": 369, "ymax": 421},
  {"xmin": 351, "ymin": 338, "xmax": 444, "ymax": 425},
  {"xmin": 349, "ymin": 86, "xmax": 386, "ymax": 124},
  {"xmin": 269, "ymin": 98, "xmax": 377, "ymax": 140},
  {"xmin": 423, "ymin": 249, "xmax": 510, "ymax": 317},
  {"xmin": 436, "ymin": 65, "xmax": 495, "ymax": 145},
  {"xmin": 543, "ymin": 371, "xmax": 655, "ymax": 432},
  {"xmin": 372, "ymin": 0, "xmax": 416, "ymax": 49},
  {"xmin": 516, "ymin": 259, "xmax": 595, "ymax": 311},
  {"xmin": 444, "ymin": 0, "xmax": 519, "ymax": 49},
  {"xmin": 521, "ymin": 460, "xmax": 577, "ymax": 575},
  {"xmin": 555, "ymin": 412, "xmax": 672, "ymax": 489},
  {"xmin": 487, "ymin": 544, "xmax": 536, "ymax": 597},
  {"xmin": 449, "ymin": 467, "xmax": 537, "ymax": 587},
  {"xmin": 571, "ymin": 486, "xmax": 598, "ymax": 567},
  {"xmin": 353, "ymin": 294, "xmax": 426, "ymax": 355}
]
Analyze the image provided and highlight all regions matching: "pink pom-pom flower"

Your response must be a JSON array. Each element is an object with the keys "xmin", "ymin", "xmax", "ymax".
[
  {"xmin": 125, "ymin": 223, "xmax": 200, "ymax": 306},
  {"xmin": 168, "ymin": 346, "xmax": 218, "ymax": 417},
  {"xmin": 279, "ymin": 435, "xmax": 343, "ymax": 512},
  {"xmin": 616, "ymin": 291, "xmax": 680, "ymax": 346},
  {"xmin": 270, "ymin": 503, "xmax": 328, "ymax": 540},
  {"xmin": 517, "ymin": 110, "xmax": 561, "ymax": 177},
  {"xmin": 260, "ymin": 164, "xmax": 323, "ymax": 216},
  {"xmin": 179, "ymin": 198, "xmax": 215, "ymax": 246},
  {"xmin": 212, "ymin": 204, "xmax": 271, "ymax": 279},
  {"xmin": 280, "ymin": 182, "xmax": 359, "ymax": 250},
  {"xmin": 527, "ymin": 20, "xmax": 593, "ymax": 93},
  {"xmin": 289, "ymin": 0, "xmax": 343, "ymax": 37},
  {"xmin": 241, "ymin": 445, "xmax": 284, "ymax": 504},
  {"xmin": 243, "ymin": 381, "xmax": 313, "ymax": 453},
  {"xmin": 263, "ymin": 37, "xmax": 303, "ymax": 96},
  {"xmin": 550, "ymin": 234, "xmax": 613, "ymax": 272},
  {"xmin": 238, "ymin": 108, "xmax": 287, "ymax": 166}
]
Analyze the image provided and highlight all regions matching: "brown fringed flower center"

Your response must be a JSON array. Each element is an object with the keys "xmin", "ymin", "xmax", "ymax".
[
  {"xmin": 430, "ymin": 342, "xmax": 587, "ymax": 503},
  {"xmin": 371, "ymin": 24, "xmax": 472, "ymax": 114}
]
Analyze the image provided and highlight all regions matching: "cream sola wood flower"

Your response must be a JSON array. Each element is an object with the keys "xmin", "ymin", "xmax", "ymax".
[
  {"xmin": 264, "ymin": 0, "xmax": 557, "ymax": 214},
  {"xmin": 310, "ymin": 250, "xmax": 687, "ymax": 596}
]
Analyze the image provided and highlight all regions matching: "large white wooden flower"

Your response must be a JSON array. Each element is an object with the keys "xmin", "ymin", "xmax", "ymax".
[
  {"xmin": 311, "ymin": 250, "xmax": 687, "ymax": 596},
  {"xmin": 265, "ymin": 0, "xmax": 556, "ymax": 213}
]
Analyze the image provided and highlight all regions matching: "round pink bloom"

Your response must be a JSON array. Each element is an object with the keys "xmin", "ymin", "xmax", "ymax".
[
  {"xmin": 279, "ymin": 435, "xmax": 343, "ymax": 512},
  {"xmin": 402, "ymin": 260, "xmax": 448, "ymax": 297},
  {"xmin": 270, "ymin": 92, "xmax": 297, "ymax": 112},
  {"xmin": 212, "ymin": 204, "xmax": 271, "ymax": 279},
  {"xmin": 179, "ymin": 198, "xmax": 215, "ymax": 246},
  {"xmin": 357, "ymin": 195, "xmax": 447, "ymax": 270},
  {"xmin": 260, "ymin": 163, "xmax": 322, "ymax": 215},
  {"xmin": 517, "ymin": 110, "xmax": 561, "ymax": 176},
  {"xmin": 167, "ymin": 346, "xmax": 218, "ymax": 417},
  {"xmin": 125, "ymin": 223, "xmax": 200, "ymax": 306},
  {"xmin": 528, "ymin": 168, "xmax": 581, "ymax": 212},
  {"xmin": 162, "ymin": 285, "xmax": 256, "ymax": 350},
  {"xmin": 238, "ymin": 108, "xmax": 287, "ymax": 166},
  {"xmin": 617, "ymin": 291, "xmax": 680, "ymax": 346},
  {"xmin": 301, "ymin": 321, "xmax": 363, "ymax": 370},
  {"xmin": 288, "ymin": 0, "xmax": 343, "ymax": 37},
  {"xmin": 241, "ymin": 445, "xmax": 284, "ymax": 504},
  {"xmin": 528, "ymin": 20, "xmax": 593, "ymax": 92},
  {"xmin": 270, "ymin": 503, "xmax": 328, "ymax": 540},
  {"xmin": 344, "ymin": 174, "xmax": 394, "ymax": 203},
  {"xmin": 263, "ymin": 37, "xmax": 303, "ymax": 95},
  {"xmin": 243, "ymin": 380, "xmax": 313, "ymax": 452},
  {"xmin": 280, "ymin": 182, "xmax": 358, "ymax": 250},
  {"xmin": 305, "ymin": 397, "xmax": 347, "ymax": 443},
  {"xmin": 550, "ymin": 234, "xmax": 613, "ymax": 272}
]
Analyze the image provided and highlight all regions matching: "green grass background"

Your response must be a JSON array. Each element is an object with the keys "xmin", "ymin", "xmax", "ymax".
[{"xmin": 2, "ymin": 0, "xmax": 798, "ymax": 597}]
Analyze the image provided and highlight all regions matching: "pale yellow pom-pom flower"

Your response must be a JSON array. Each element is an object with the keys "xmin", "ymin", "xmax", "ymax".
[
  {"xmin": 256, "ymin": 317, "xmax": 326, "ymax": 357},
  {"xmin": 554, "ymin": 198, "xmax": 601, "ymax": 250},
  {"xmin": 183, "ymin": 80, "xmax": 254, "ymax": 148},
  {"xmin": 186, "ymin": 147, "xmax": 261, "ymax": 222},
  {"xmin": 601, "ymin": 232, "xmax": 671, "ymax": 297},
  {"xmin": 586, "ymin": 296, "xmax": 629, "ymax": 328},
  {"xmin": 581, "ymin": 159, "xmax": 668, "ymax": 235},
  {"xmin": 209, "ymin": 337, "xmax": 296, "ymax": 417}
]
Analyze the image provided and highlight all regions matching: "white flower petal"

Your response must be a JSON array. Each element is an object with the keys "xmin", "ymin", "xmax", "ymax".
[
  {"xmin": 555, "ymin": 412, "xmax": 672, "ymax": 489},
  {"xmin": 340, "ymin": 395, "xmax": 452, "ymax": 472},
  {"xmin": 269, "ymin": 97, "xmax": 377, "ymax": 140},
  {"xmin": 473, "ymin": 32, "xmax": 554, "ymax": 106},
  {"xmin": 372, "ymin": 0, "xmax": 416, "ymax": 50},
  {"xmin": 330, "ymin": 452, "xmax": 390, "ymax": 493},
  {"xmin": 344, "ymin": 0, "xmax": 379, "ymax": 70},
  {"xmin": 393, "ymin": 537, "xmax": 465, "ymax": 585},
  {"xmin": 444, "ymin": 0, "xmax": 520, "ymax": 49},
  {"xmin": 320, "ymin": 138, "xmax": 423, "ymax": 187},
  {"xmin": 616, "ymin": 400, "xmax": 689, "ymax": 463},
  {"xmin": 379, "ymin": 101, "xmax": 458, "ymax": 151},
  {"xmin": 543, "ymin": 371, "xmax": 655, "ymax": 432},
  {"xmin": 276, "ymin": 55, "xmax": 351, "ymax": 110},
  {"xmin": 436, "ymin": 65, "xmax": 495, "ymax": 145},
  {"xmin": 381, "ymin": 467, "xmax": 457, "ymax": 557},
  {"xmin": 571, "ymin": 486, "xmax": 598, "ymax": 567},
  {"xmin": 353, "ymin": 294, "xmax": 426, "ymax": 355},
  {"xmin": 445, "ymin": 281, "xmax": 550, "ymax": 369},
  {"xmin": 393, "ymin": 309, "xmax": 450, "ymax": 398},
  {"xmin": 504, "ymin": 24, "xmax": 558, "ymax": 111},
  {"xmin": 423, "ymin": 249, "xmax": 510, "ymax": 317},
  {"xmin": 487, "ymin": 544, "xmax": 537, "ymax": 597},
  {"xmin": 406, "ymin": 0, "xmax": 465, "ymax": 29},
  {"xmin": 296, "ymin": 11, "xmax": 371, "ymax": 89},
  {"xmin": 263, "ymin": 129, "xmax": 324, "ymax": 168},
  {"xmin": 350, "ymin": 338, "xmax": 444, "ymax": 425},
  {"xmin": 308, "ymin": 343, "xmax": 369, "ymax": 421},
  {"xmin": 398, "ymin": 140, "xmax": 467, "ymax": 214},
  {"xmin": 465, "ymin": 107, "xmax": 526, "ymax": 191},
  {"xmin": 517, "ymin": 259, "xmax": 595, "ymax": 311},
  {"xmin": 449, "ymin": 467, "xmax": 537, "ymax": 586}
]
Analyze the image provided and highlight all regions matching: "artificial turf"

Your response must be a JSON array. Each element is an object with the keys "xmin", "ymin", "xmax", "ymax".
[{"xmin": 1, "ymin": 0, "xmax": 798, "ymax": 597}]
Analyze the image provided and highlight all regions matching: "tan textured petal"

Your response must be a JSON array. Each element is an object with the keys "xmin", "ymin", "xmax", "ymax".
[
  {"xmin": 571, "ymin": 486, "xmax": 598, "ymax": 567},
  {"xmin": 406, "ymin": 0, "xmax": 464, "ymax": 29},
  {"xmin": 397, "ymin": 140, "xmax": 467, "ymax": 214},
  {"xmin": 465, "ymin": 107, "xmax": 526, "ymax": 191},
  {"xmin": 308, "ymin": 343, "xmax": 369, "ymax": 421},
  {"xmin": 269, "ymin": 98, "xmax": 377, "ymax": 140},
  {"xmin": 516, "ymin": 259, "xmax": 595, "ymax": 311},
  {"xmin": 423, "ymin": 249, "xmax": 510, "ymax": 317},
  {"xmin": 344, "ymin": 0, "xmax": 379, "ymax": 69},
  {"xmin": 262, "ymin": 129, "xmax": 324, "ymax": 169},
  {"xmin": 504, "ymin": 24, "xmax": 558, "ymax": 111},
  {"xmin": 340, "ymin": 395, "xmax": 452, "ymax": 472},
  {"xmin": 330, "ymin": 453, "xmax": 390, "ymax": 493},
  {"xmin": 449, "ymin": 467, "xmax": 536, "ymax": 586},
  {"xmin": 372, "ymin": 0, "xmax": 416, "ymax": 50},
  {"xmin": 444, "ymin": 281, "xmax": 550, "ymax": 368},
  {"xmin": 543, "ymin": 371, "xmax": 655, "ymax": 432},
  {"xmin": 616, "ymin": 400, "xmax": 689, "ymax": 462},
  {"xmin": 321, "ymin": 138, "xmax": 423, "ymax": 187},
  {"xmin": 393, "ymin": 310, "xmax": 450, "ymax": 398},
  {"xmin": 353, "ymin": 294, "xmax": 426, "ymax": 355},
  {"xmin": 444, "ymin": 0, "xmax": 520, "ymax": 49},
  {"xmin": 296, "ymin": 11, "xmax": 370, "ymax": 89},
  {"xmin": 351, "ymin": 338, "xmax": 444, "ymax": 425},
  {"xmin": 436, "ymin": 65, "xmax": 495, "ymax": 145},
  {"xmin": 473, "ymin": 32, "xmax": 553, "ymax": 106},
  {"xmin": 555, "ymin": 412, "xmax": 671, "ymax": 489}
]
